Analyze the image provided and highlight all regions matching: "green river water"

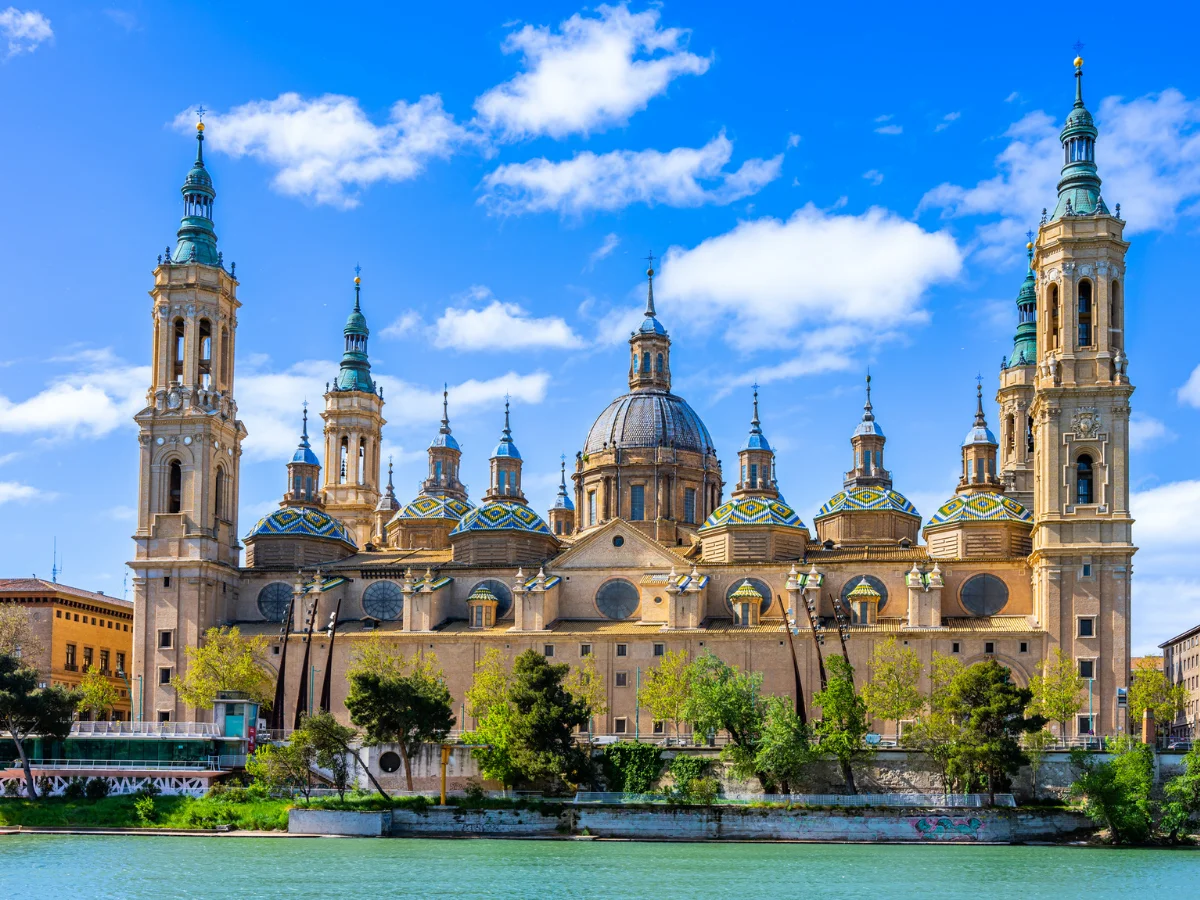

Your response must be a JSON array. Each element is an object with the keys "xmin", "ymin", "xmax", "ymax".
[{"xmin": 0, "ymin": 835, "xmax": 1196, "ymax": 898}]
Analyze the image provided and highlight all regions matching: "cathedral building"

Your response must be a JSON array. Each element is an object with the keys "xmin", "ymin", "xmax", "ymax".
[{"xmin": 131, "ymin": 59, "xmax": 1133, "ymax": 740}]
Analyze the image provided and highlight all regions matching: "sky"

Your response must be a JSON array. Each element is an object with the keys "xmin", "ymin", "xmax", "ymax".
[{"xmin": 0, "ymin": 1, "xmax": 1198, "ymax": 655}]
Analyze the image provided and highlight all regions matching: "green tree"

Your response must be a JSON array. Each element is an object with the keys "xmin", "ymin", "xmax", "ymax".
[
  {"xmin": 1028, "ymin": 648, "xmax": 1085, "ymax": 741},
  {"xmin": 301, "ymin": 711, "xmax": 358, "ymax": 801},
  {"xmin": 1069, "ymin": 735, "xmax": 1155, "ymax": 843},
  {"xmin": 929, "ymin": 651, "xmax": 964, "ymax": 716},
  {"xmin": 345, "ymin": 651, "xmax": 455, "ymax": 792},
  {"xmin": 946, "ymin": 660, "xmax": 1044, "ymax": 805},
  {"xmin": 76, "ymin": 665, "xmax": 120, "ymax": 720},
  {"xmin": 0, "ymin": 652, "xmax": 77, "ymax": 798},
  {"xmin": 681, "ymin": 652, "xmax": 764, "ymax": 781},
  {"xmin": 246, "ymin": 739, "xmax": 316, "ymax": 801},
  {"xmin": 861, "ymin": 637, "xmax": 923, "ymax": 740},
  {"xmin": 1128, "ymin": 665, "xmax": 1186, "ymax": 738},
  {"xmin": 903, "ymin": 710, "xmax": 963, "ymax": 795},
  {"xmin": 172, "ymin": 626, "xmax": 273, "ymax": 710},
  {"xmin": 505, "ymin": 650, "xmax": 590, "ymax": 788},
  {"xmin": 464, "ymin": 648, "xmax": 519, "ymax": 788},
  {"xmin": 1024, "ymin": 729, "xmax": 1056, "ymax": 799},
  {"xmin": 1161, "ymin": 742, "xmax": 1200, "ymax": 842},
  {"xmin": 0, "ymin": 606, "xmax": 42, "ymax": 660},
  {"xmin": 564, "ymin": 653, "xmax": 608, "ymax": 725},
  {"xmin": 640, "ymin": 649, "xmax": 692, "ymax": 739},
  {"xmin": 813, "ymin": 655, "xmax": 870, "ymax": 794},
  {"xmin": 754, "ymin": 695, "xmax": 813, "ymax": 794}
]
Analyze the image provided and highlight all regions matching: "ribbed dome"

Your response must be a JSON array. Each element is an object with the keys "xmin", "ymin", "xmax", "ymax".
[
  {"xmin": 928, "ymin": 492, "xmax": 1032, "ymax": 527},
  {"xmin": 246, "ymin": 507, "xmax": 356, "ymax": 548},
  {"xmin": 700, "ymin": 497, "xmax": 807, "ymax": 531},
  {"xmin": 584, "ymin": 390, "xmax": 714, "ymax": 455},
  {"xmin": 450, "ymin": 500, "xmax": 552, "ymax": 536}
]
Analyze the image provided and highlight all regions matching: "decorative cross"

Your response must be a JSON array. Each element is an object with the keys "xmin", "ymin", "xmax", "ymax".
[
  {"xmin": 196, "ymin": 105, "xmax": 207, "ymax": 122},
  {"xmin": 644, "ymin": 252, "xmax": 657, "ymax": 270},
  {"xmin": 1026, "ymin": 229, "xmax": 1035, "ymax": 243},
  {"xmin": 354, "ymin": 263, "xmax": 361, "ymax": 278},
  {"xmin": 975, "ymin": 373, "xmax": 983, "ymax": 389},
  {"xmin": 1073, "ymin": 40, "xmax": 1085, "ymax": 57}
]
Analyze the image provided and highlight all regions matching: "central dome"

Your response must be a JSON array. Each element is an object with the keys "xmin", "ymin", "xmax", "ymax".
[{"xmin": 584, "ymin": 390, "xmax": 714, "ymax": 455}]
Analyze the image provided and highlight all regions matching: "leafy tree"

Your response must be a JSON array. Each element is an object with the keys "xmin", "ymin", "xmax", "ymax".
[
  {"xmin": 0, "ymin": 606, "xmax": 42, "ymax": 660},
  {"xmin": 603, "ymin": 742, "xmax": 664, "ymax": 793},
  {"xmin": 1023, "ymin": 729, "xmax": 1055, "ymax": 799},
  {"xmin": 903, "ymin": 710, "xmax": 963, "ymax": 795},
  {"xmin": 929, "ymin": 651, "xmax": 964, "ymax": 717},
  {"xmin": 77, "ymin": 665, "xmax": 120, "ymax": 720},
  {"xmin": 172, "ymin": 626, "xmax": 273, "ymax": 710},
  {"xmin": 464, "ymin": 648, "xmax": 519, "ymax": 788},
  {"xmin": 505, "ymin": 650, "xmax": 590, "ymax": 788},
  {"xmin": 1128, "ymin": 664, "xmax": 1186, "ymax": 738},
  {"xmin": 681, "ymin": 652, "xmax": 764, "ymax": 781},
  {"xmin": 812, "ymin": 655, "xmax": 870, "ymax": 794},
  {"xmin": 861, "ymin": 637, "xmax": 923, "ymax": 740},
  {"xmin": 345, "ymin": 650, "xmax": 455, "ymax": 792},
  {"xmin": 246, "ymin": 740, "xmax": 316, "ymax": 801},
  {"xmin": 0, "ymin": 652, "xmax": 77, "ymax": 798},
  {"xmin": 1161, "ymin": 742, "xmax": 1200, "ymax": 842},
  {"xmin": 640, "ymin": 650, "xmax": 692, "ymax": 739},
  {"xmin": 1069, "ymin": 735, "xmax": 1155, "ymax": 843},
  {"xmin": 1028, "ymin": 648, "xmax": 1085, "ymax": 741},
  {"xmin": 945, "ymin": 660, "xmax": 1044, "ymax": 805},
  {"xmin": 301, "ymin": 711, "xmax": 358, "ymax": 801},
  {"xmin": 754, "ymin": 695, "xmax": 814, "ymax": 794},
  {"xmin": 564, "ymin": 653, "xmax": 608, "ymax": 724}
]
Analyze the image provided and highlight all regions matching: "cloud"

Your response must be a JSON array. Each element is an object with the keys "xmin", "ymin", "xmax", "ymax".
[
  {"xmin": 1129, "ymin": 413, "xmax": 1174, "ymax": 451},
  {"xmin": 103, "ymin": 8, "xmax": 137, "ymax": 31},
  {"xmin": 920, "ymin": 88, "xmax": 1200, "ymax": 255},
  {"xmin": 656, "ymin": 204, "xmax": 962, "ymax": 359},
  {"xmin": 183, "ymin": 93, "xmax": 472, "ymax": 208},
  {"xmin": 1130, "ymin": 480, "xmax": 1200, "ymax": 652},
  {"xmin": 433, "ymin": 287, "xmax": 583, "ymax": 350},
  {"xmin": 0, "ymin": 348, "xmax": 148, "ymax": 439},
  {"xmin": 935, "ymin": 111, "xmax": 961, "ymax": 132},
  {"xmin": 787, "ymin": 133, "xmax": 801, "ymax": 149},
  {"xmin": 0, "ymin": 481, "xmax": 47, "ymax": 504},
  {"xmin": 1178, "ymin": 363, "xmax": 1200, "ymax": 407},
  {"xmin": 875, "ymin": 124, "xmax": 903, "ymax": 135},
  {"xmin": 863, "ymin": 169, "xmax": 884, "ymax": 186},
  {"xmin": 474, "ymin": 3, "xmax": 709, "ymax": 140},
  {"xmin": 480, "ymin": 133, "xmax": 781, "ymax": 215},
  {"xmin": 0, "ymin": 7, "xmax": 51, "ymax": 57},
  {"xmin": 380, "ymin": 311, "xmax": 423, "ymax": 340},
  {"xmin": 588, "ymin": 233, "xmax": 620, "ymax": 269},
  {"xmin": 1005, "ymin": 92, "xmax": 1020, "ymax": 103}
]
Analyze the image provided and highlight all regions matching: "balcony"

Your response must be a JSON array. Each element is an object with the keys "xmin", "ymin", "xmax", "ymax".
[{"xmin": 63, "ymin": 663, "xmax": 78, "ymax": 672}]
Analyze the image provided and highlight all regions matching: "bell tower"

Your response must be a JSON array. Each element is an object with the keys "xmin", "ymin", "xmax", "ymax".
[
  {"xmin": 130, "ymin": 116, "xmax": 246, "ymax": 722},
  {"xmin": 1029, "ymin": 55, "xmax": 1134, "ymax": 737},
  {"xmin": 997, "ymin": 239, "xmax": 1038, "ymax": 512}
]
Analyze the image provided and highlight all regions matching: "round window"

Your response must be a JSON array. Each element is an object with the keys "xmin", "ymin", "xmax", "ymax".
[
  {"xmin": 839, "ymin": 575, "xmax": 889, "ymax": 612},
  {"xmin": 256, "ymin": 582, "xmax": 292, "ymax": 622},
  {"xmin": 596, "ymin": 579, "xmax": 639, "ymax": 620},
  {"xmin": 724, "ymin": 578, "xmax": 773, "ymax": 616},
  {"xmin": 362, "ymin": 580, "xmax": 403, "ymax": 621},
  {"xmin": 379, "ymin": 751, "xmax": 401, "ymax": 773},
  {"xmin": 960, "ymin": 574, "xmax": 1009, "ymax": 616},
  {"xmin": 472, "ymin": 580, "xmax": 513, "ymax": 619},
  {"xmin": 612, "ymin": 535, "xmax": 625, "ymax": 547}
]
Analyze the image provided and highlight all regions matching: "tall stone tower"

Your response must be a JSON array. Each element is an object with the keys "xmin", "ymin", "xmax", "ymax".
[
  {"xmin": 1030, "ymin": 56, "xmax": 1134, "ymax": 736},
  {"xmin": 130, "ymin": 119, "xmax": 246, "ymax": 722},
  {"xmin": 321, "ymin": 271, "xmax": 385, "ymax": 547},
  {"xmin": 997, "ymin": 241, "xmax": 1038, "ymax": 512}
]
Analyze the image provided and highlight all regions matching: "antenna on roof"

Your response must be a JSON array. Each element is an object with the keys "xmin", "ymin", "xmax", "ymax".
[{"xmin": 51, "ymin": 537, "xmax": 58, "ymax": 584}]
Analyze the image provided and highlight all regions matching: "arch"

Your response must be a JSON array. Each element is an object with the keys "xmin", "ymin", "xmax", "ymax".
[
  {"xmin": 1110, "ymin": 281, "xmax": 1123, "ymax": 351},
  {"xmin": 1027, "ymin": 414, "xmax": 1035, "ymax": 453},
  {"xmin": 656, "ymin": 352, "xmax": 664, "ymax": 374},
  {"xmin": 1077, "ymin": 279, "xmax": 1093, "ymax": 348},
  {"xmin": 641, "ymin": 351, "xmax": 651, "ymax": 374},
  {"xmin": 357, "ymin": 438, "xmax": 367, "ymax": 485},
  {"xmin": 1005, "ymin": 414, "xmax": 1015, "ymax": 456},
  {"xmin": 724, "ymin": 578, "xmax": 773, "ymax": 617},
  {"xmin": 595, "ymin": 578, "xmax": 639, "ymax": 620},
  {"xmin": 840, "ymin": 574, "xmax": 889, "ymax": 612},
  {"xmin": 219, "ymin": 326, "xmax": 230, "ymax": 386},
  {"xmin": 214, "ymin": 467, "xmax": 225, "ymax": 520},
  {"xmin": 471, "ymin": 579, "xmax": 513, "ymax": 619},
  {"xmin": 172, "ymin": 318, "xmax": 186, "ymax": 384},
  {"xmin": 168, "ymin": 460, "xmax": 183, "ymax": 513},
  {"xmin": 1076, "ymin": 453, "xmax": 1094, "ymax": 505},
  {"xmin": 339, "ymin": 436, "xmax": 349, "ymax": 485},
  {"xmin": 362, "ymin": 580, "xmax": 404, "ymax": 620},
  {"xmin": 1048, "ymin": 283, "xmax": 1060, "ymax": 351},
  {"xmin": 256, "ymin": 582, "xmax": 293, "ymax": 623},
  {"xmin": 959, "ymin": 573, "xmax": 1009, "ymax": 616}
]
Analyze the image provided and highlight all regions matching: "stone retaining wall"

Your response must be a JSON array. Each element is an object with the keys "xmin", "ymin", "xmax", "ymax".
[{"xmin": 289, "ymin": 809, "xmax": 392, "ymax": 836}]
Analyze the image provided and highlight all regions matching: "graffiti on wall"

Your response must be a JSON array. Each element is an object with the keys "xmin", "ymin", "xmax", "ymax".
[{"xmin": 912, "ymin": 816, "xmax": 983, "ymax": 839}]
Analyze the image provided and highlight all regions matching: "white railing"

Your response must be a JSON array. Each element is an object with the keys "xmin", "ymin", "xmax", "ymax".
[
  {"xmin": 19, "ymin": 758, "xmax": 221, "ymax": 771},
  {"xmin": 572, "ymin": 791, "xmax": 1016, "ymax": 808},
  {"xmin": 70, "ymin": 721, "xmax": 222, "ymax": 738}
]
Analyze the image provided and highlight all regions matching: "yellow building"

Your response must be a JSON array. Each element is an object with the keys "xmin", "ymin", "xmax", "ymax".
[{"xmin": 0, "ymin": 578, "xmax": 134, "ymax": 720}]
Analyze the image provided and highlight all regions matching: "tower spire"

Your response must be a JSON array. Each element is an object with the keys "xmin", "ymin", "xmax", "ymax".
[
  {"xmin": 440, "ymin": 383, "xmax": 451, "ymax": 435},
  {"xmin": 974, "ymin": 375, "xmax": 987, "ymax": 428},
  {"xmin": 333, "ymin": 267, "xmax": 374, "ymax": 392},
  {"xmin": 644, "ymin": 254, "xmax": 657, "ymax": 319},
  {"xmin": 1050, "ymin": 51, "xmax": 1108, "ymax": 221},
  {"xmin": 171, "ymin": 111, "xmax": 219, "ymax": 266},
  {"xmin": 862, "ymin": 371, "xmax": 875, "ymax": 425}
]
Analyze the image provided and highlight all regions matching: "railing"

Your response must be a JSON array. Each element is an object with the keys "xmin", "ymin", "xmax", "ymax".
[
  {"xmin": 70, "ymin": 721, "xmax": 222, "ymax": 738},
  {"xmin": 572, "ymin": 792, "xmax": 1016, "ymax": 808},
  {"xmin": 15, "ymin": 758, "xmax": 221, "ymax": 772},
  {"xmin": 63, "ymin": 663, "xmax": 78, "ymax": 672}
]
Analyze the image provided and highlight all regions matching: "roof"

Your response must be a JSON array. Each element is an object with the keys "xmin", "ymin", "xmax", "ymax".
[
  {"xmin": 927, "ymin": 492, "xmax": 1032, "ymax": 528},
  {"xmin": 700, "ymin": 496, "xmax": 807, "ymax": 531},
  {"xmin": 584, "ymin": 389, "xmax": 714, "ymax": 455},
  {"xmin": 1160, "ymin": 626, "xmax": 1200, "ymax": 650},
  {"xmin": 451, "ymin": 499, "xmax": 552, "ymax": 536},
  {"xmin": 391, "ymin": 493, "xmax": 474, "ymax": 523},
  {"xmin": 0, "ymin": 579, "xmax": 133, "ymax": 609},
  {"xmin": 815, "ymin": 486, "xmax": 920, "ymax": 520},
  {"xmin": 245, "ymin": 506, "xmax": 357, "ymax": 548}
]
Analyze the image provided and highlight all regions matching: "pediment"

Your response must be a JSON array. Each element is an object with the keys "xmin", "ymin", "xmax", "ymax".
[{"xmin": 550, "ymin": 519, "xmax": 690, "ymax": 570}]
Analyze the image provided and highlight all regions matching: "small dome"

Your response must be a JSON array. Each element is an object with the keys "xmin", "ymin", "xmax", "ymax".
[
  {"xmin": 468, "ymin": 585, "xmax": 498, "ymax": 604},
  {"xmin": 639, "ymin": 315, "xmax": 668, "ymax": 336},
  {"xmin": 246, "ymin": 507, "xmax": 356, "ymax": 548},
  {"xmin": 493, "ymin": 438, "xmax": 522, "ymax": 459},
  {"xmin": 344, "ymin": 308, "xmax": 368, "ymax": 336},
  {"xmin": 585, "ymin": 390, "xmax": 714, "ymax": 455},
  {"xmin": 391, "ymin": 494, "xmax": 474, "ymax": 524},
  {"xmin": 730, "ymin": 580, "xmax": 764, "ymax": 602},
  {"xmin": 553, "ymin": 490, "xmax": 574, "ymax": 511},
  {"xmin": 451, "ymin": 500, "xmax": 552, "ymax": 537},
  {"xmin": 291, "ymin": 445, "xmax": 319, "ymax": 466},
  {"xmin": 847, "ymin": 578, "xmax": 882, "ymax": 600},
  {"xmin": 928, "ymin": 492, "xmax": 1032, "ymax": 527},
  {"xmin": 815, "ymin": 486, "xmax": 920, "ymax": 521},
  {"xmin": 963, "ymin": 423, "xmax": 998, "ymax": 447},
  {"xmin": 701, "ymin": 497, "xmax": 807, "ymax": 531},
  {"xmin": 742, "ymin": 432, "xmax": 771, "ymax": 452},
  {"xmin": 431, "ymin": 431, "xmax": 460, "ymax": 451}
]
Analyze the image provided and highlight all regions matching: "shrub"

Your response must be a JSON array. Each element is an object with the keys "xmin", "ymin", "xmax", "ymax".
[
  {"xmin": 134, "ymin": 795, "xmax": 156, "ymax": 825},
  {"xmin": 84, "ymin": 777, "xmax": 111, "ymax": 800},
  {"xmin": 63, "ymin": 778, "xmax": 86, "ymax": 800},
  {"xmin": 603, "ymin": 742, "xmax": 664, "ymax": 794},
  {"xmin": 3, "ymin": 779, "xmax": 20, "ymax": 797},
  {"xmin": 133, "ymin": 779, "xmax": 161, "ymax": 800},
  {"xmin": 1069, "ymin": 737, "xmax": 1155, "ymax": 843},
  {"xmin": 463, "ymin": 778, "xmax": 486, "ymax": 806},
  {"xmin": 35, "ymin": 776, "xmax": 54, "ymax": 797},
  {"xmin": 667, "ymin": 755, "xmax": 717, "ymax": 805}
]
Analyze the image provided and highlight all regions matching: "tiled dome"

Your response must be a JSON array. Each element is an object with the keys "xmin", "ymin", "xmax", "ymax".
[
  {"xmin": 450, "ymin": 500, "xmax": 552, "ymax": 536},
  {"xmin": 391, "ymin": 494, "xmax": 474, "ymax": 523},
  {"xmin": 815, "ymin": 486, "xmax": 920, "ymax": 521},
  {"xmin": 928, "ymin": 492, "xmax": 1031, "ymax": 526},
  {"xmin": 246, "ymin": 507, "xmax": 356, "ymax": 547},
  {"xmin": 700, "ymin": 497, "xmax": 807, "ymax": 531},
  {"xmin": 584, "ymin": 390, "xmax": 714, "ymax": 455}
]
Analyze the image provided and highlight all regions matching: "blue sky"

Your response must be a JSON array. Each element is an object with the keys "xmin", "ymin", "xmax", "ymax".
[{"xmin": 1, "ymin": 2, "xmax": 1198, "ymax": 654}]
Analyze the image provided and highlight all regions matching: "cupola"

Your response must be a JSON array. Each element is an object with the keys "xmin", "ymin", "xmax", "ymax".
[
  {"xmin": 628, "ymin": 262, "xmax": 671, "ymax": 392},
  {"xmin": 171, "ymin": 116, "xmax": 220, "ymax": 266},
  {"xmin": 485, "ymin": 397, "xmax": 525, "ymax": 503},
  {"xmin": 283, "ymin": 404, "xmax": 322, "ymax": 507}
]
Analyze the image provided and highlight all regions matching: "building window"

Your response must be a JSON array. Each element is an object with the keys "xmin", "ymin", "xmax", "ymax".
[
  {"xmin": 588, "ymin": 491, "xmax": 597, "ymax": 526},
  {"xmin": 157, "ymin": 710, "xmax": 172, "ymax": 723},
  {"xmin": 83, "ymin": 647, "xmax": 94, "ymax": 668},
  {"xmin": 163, "ymin": 576, "xmax": 170, "ymax": 588},
  {"xmin": 167, "ymin": 461, "xmax": 183, "ymax": 513},
  {"xmin": 56, "ymin": 609, "xmax": 61, "ymax": 618},
  {"xmin": 984, "ymin": 642, "xmax": 995, "ymax": 655},
  {"xmin": 615, "ymin": 672, "xmax": 628, "ymax": 687},
  {"xmin": 214, "ymin": 468, "xmax": 225, "ymax": 520},
  {"xmin": 653, "ymin": 643, "xmax": 664, "ymax": 657},
  {"xmin": 616, "ymin": 644, "xmax": 628, "ymax": 657},
  {"xmin": 64, "ymin": 643, "xmax": 77, "ymax": 671},
  {"xmin": 656, "ymin": 353, "xmax": 663, "ymax": 374},
  {"xmin": 951, "ymin": 642, "xmax": 960, "ymax": 654},
  {"xmin": 543, "ymin": 645, "xmax": 554, "ymax": 658},
  {"xmin": 1049, "ymin": 283, "xmax": 1060, "ymax": 351},
  {"xmin": 630, "ymin": 484, "xmax": 645, "ymax": 521},
  {"xmin": 1078, "ymin": 659, "xmax": 1095, "ymax": 679},
  {"xmin": 116, "ymin": 652, "xmax": 126, "ymax": 675},
  {"xmin": 1076, "ymin": 455, "xmax": 1094, "ymax": 505},
  {"xmin": 959, "ymin": 574, "xmax": 1009, "ymax": 616},
  {"xmin": 580, "ymin": 644, "xmax": 592, "ymax": 657},
  {"xmin": 596, "ymin": 581, "xmax": 639, "ymax": 621},
  {"xmin": 1077, "ymin": 280, "xmax": 1093, "ymax": 348},
  {"xmin": 1078, "ymin": 714, "xmax": 1094, "ymax": 735},
  {"xmin": 684, "ymin": 488, "xmax": 696, "ymax": 524},
  {"xmin": 159, "ymin": 666, "xmax": 173, "ymax": 685},
  {"xmin": 614, "ymin": 717, "xmax": 628, "ymax": 734},
  {"xmin": 653, "ymin": 721, "xmax": 664, "ymax": 735},
  {"xmin": 99, "ymin": 650, "xmax": 110, "ymax": 675},
  {"xmin": 1019, "ymin": 642, "xmax": 1028, "ymax": 654},
  {"xmin": 158, "ymin": 630, "xmax": 173, "ymax": 649},
  {"xmin": 1082, "ymin": 563, "xmax": 1093, "ymax": 578},
  {"xmin": 362, "ymin": 580, "xmax": 404, "ymax": 621},
  {"xmin": 1079, "ymin": 618, "xmax": 1095, "ymax": 638}
]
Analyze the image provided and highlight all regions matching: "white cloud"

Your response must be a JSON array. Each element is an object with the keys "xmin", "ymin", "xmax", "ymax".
[
  {"xmin": 1005, "ymin": 91, "xmax": 1020, "ymax": 103},
  {"xmin": 875, "ymin": 124, "xmax": 903, "ymax": 136},
  {"xmin": 863, "ymin": 169, "xmax": 884, "ymax": 186},
  {"xmin": 935, "ymin": 111, "xmax": 961, "ymax": 132},
  {"xmin": 656, "ymin": 204, "xmax": 962, "ymax": 358},
  {"xmin": 920, "ymin": 88, "xmax": 1200, "ymax": 255},
  {"xmin": 1179, "ymin": 363, "xmax": 1200, "ymax": 407},
  {"xmin": 0, "ymin": 451, "xmax": 18, "ymax": 466},
  {"xmin": 1129, "ymin": 413, "xmax": 1174, "ymax": 451},
  {"xmin": 0, "ymin": 348, "xmax": 147, "ymax": 439},
  {"xmin": 0, "ymin": 7, "xmax": 51, "ymax": 57},
  {"xmin": 874, "ymin": 114, "xmax": 893, "ymax": 123},
  {"xmin": 0, "ymin": 481, "xmax": 46, "ymax": 504},
  {"xmin": 787, "ymin": 133, "xmax": 802, "ymax": 149},
  {"xmin": 433, "ymin": 287, "xmax": 583, "ymax": 350},
  {"xmin": 474, "ymin": 3, "xmax": 709, "ymax": 140},
  {"xmin": 480, "ymin": 134, "xmax": 781, "ymax": 215},
  {"xmin": 380, "ymin": 311, "xmax": 423, "ymax": 340},
  {"xmin": 184, "ymin": 93, "xmax": 472, "ymax": 208},
  {"xmin": 588, "ymin": 233, "xmax": 620, "ymax": 269},
  {"xmin": 1130, "ymin": 480, "xmax": 1200, "ymax": 653}
]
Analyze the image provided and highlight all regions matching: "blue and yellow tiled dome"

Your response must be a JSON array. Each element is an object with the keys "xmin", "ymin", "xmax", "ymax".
[
  {"xmin": 814, "ymin": 486, "xmax": 920, "ymax": 521},
  {"xmin": 392, "ymin": 494, "xmax": 474, "ymax": 523},
  {"xmin": 451, "ymin": 500, "xmax": 552, "ymax": 536},
  {"xmin": 700, "ymin": 497, "xmax": 807, "ymax": 531},
  {"xmin": 928, "ymin": 492, "xmax": 1031, "ymax": 527},
  {"xmin": 246, "ymin": 507, "xmax": 356, "ymax": 548}
]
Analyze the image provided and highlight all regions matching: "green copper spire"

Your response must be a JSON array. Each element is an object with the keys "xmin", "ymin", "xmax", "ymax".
[
  {"xmin": 171, "ymin": 113, "xmax": 220, "ymax": 266},
  {"xmin": 1008, "ymin": 234, "xmax": 1038, "ymax": 366},
  {"xmin": 1049, "ymin": 54, "xmax": 1110, "ymax": 222},
  {"xmin": 334, "ymin": 267, "xmax": 376, "ymax": 393}
]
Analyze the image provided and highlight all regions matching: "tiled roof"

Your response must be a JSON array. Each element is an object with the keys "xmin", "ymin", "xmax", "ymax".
[
  {"xmin": 245, "ymin": 506, "xmax": 356, "ymax": 547},
  {"xmin": 815, "ymin": 486, "xmax": 920, "ymax": 520},
  {"xmin": 451, "ymin": 500, "xmax": 552, "ymax": 536},
  {"xmin": 700, "ymin": 496, "xmax": 807, "ymax": 531},
  {"xmin": 928, "ymin": 492, "xmax": 1032, "ymax": 527},
  {"xmin": 0, "ymin": 579, "xmax": 132, "ymax": 609},
  {"xmin": 390, "ymin": 493, "xmax": 474, "ymax": 523}
]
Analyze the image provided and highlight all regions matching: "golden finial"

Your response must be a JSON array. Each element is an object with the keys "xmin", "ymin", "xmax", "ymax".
[
  {"xmin": 1073, "ymin": 55, "xmax": 1083, "ymax": 68},
  {"xmin": 354, "ymin": 276, "xmax": 361, "ymax": 285},
  {"xmin": 1073, "ymin": 41, "xmax": 1084, "ymax": 69},
  {"xmin": 1026, "ymin": 242, "xmax": 1033, "ymax": 251},
  {"xmin": 197, "ymin": 121, "xmax": 205, "ymax": 132}
]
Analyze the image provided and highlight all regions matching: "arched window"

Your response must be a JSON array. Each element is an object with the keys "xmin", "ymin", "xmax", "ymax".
[
  {"xmin": 214, "ymin": 468, "xmax": 225, "ymax": 519},
  {"xmin": 1005, "ymin": 414, "xmax": 1015, "ymax": 455},
  {"xmin": 725, "ymin": 578, "xmax": 773, "ymax": 617},
  {"xmin": 641, "ymin": 351, "xmax": 651, "ymax": 374},
  {"xmin": 1049, "ymin": 284, "xmax": 1060, "ymax": 351},
  {"xmin": 960, "ymin": 574, "xmax": 1009, "ymax": 616},
  {"xmin": 1078, "ymin": 280, "xmax": 1093, "ymax": 348},
  {"xmin": 339, "ymin": 437, "xmax": 348, "ymax": 484},
  {"xmin": 656, "ymin": 353, "xmax": 663, "ymax": 373},
  {"xmin": 1027, "ymin": 415, "xmax": 1035, "ymax": 453},
  {"xmin": 219, "ymin": 326, "xmax": 230, "ymax": 386},
  {"xmin": 256, "ymin": 582, "xmax": 293, "ymax": 622},
  {"xmin": 362, "ymin": 580, "xmax": 403, "ymax": 621},
  {"xmin": 198, "ymin": 319, "xmax": 212, "ymax": 389},
  {"xmin": 168, "ymin": 460, "xmax": 182, "ymax": 513},
  {"xmin": 596, "ymin": 579, "xmax": 639, "ymax": 620},
  {"xmin": 172, "ymin": 319, "xmax": 186, "ymax": 384},
  {"xmin": 357, "ymin": 439, "xmax": 366, "ymax": 485},
  {"xmin": 1110, "ymin": 281, "xmax": 1123, "ymax": 351},
  {"xmin": 1077, "ymin": 454, "xmax": 1094, "ymax": 505}
]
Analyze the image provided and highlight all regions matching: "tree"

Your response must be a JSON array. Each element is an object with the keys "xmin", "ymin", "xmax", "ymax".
[
  {"xmin": 929, "ymin": 651, "xmax": 964, "ymax": 717},
  {"xmin": 464, "ymin": 648, "xmax": 519, "ymax": 788},
  {"xmin": 1161, "ymin": 742, "xmax": 1200, "ymax": 842},
  {"xmin": 172, "ymin": 626, "xmax": 273, "ymax": 710},
  {"xmin": 505, "ymin": 650, "xmax": 590, "ymax": 787},
  {"xmin": 1128, "ymin": 665, "xmax": 1186, "ymax": 738},
  {"xmin": 945, "ymin": 660, "xmax": 1044, "ymax": 805},
  {"xmin": 813, "ymin": 655, "xmax": 870, "ymax": 794},
  {"xmin": 1023, "ymin": 729, "xmax": 1055, "ymax": 799},
  {"xmin": 754, "ymin": 695, "xmax": 813, "ymax": 794},
  {"xmin": 1028, "ymin": 648, "xmax": 1085, "ymax": 741},
  {"xmin": 246, "ymin": 740, "xmax": 316, "ymax": 801},
  {"xmin": 681, "ymin": 652, "xmax": 764, "ymax": 780},
  {"xmin": 0, "ymin": 652, "xmax": 77, "ymax": 798},
  {"xmin": 301, "ymin": 711, "xmax": 358, "ymax": 801},
  {"xmin": 564, "ymin": 653, "xmax": 608, "ymax": 725},
  {"xmin": 903, "ymin": 710, "xmax": 963, "ymax": 796},
  {"xmin": 640, "ymin": 649, "xmax": 692, "ymax": 739},
  {"xmin": 1069, "ymin": 735, "xmax": 1155, "ymax": 843},
  {"xmin": 77, "ymin": 665, "xmax": 119, "ymax": 720},
  {"xmin": 861, "ymin": 637, "xmax": 923, "ymax": 740},
  {"xmin": 0, "ymin": 606, "xmax": 42, "ymax": 660},
  {"xmin": 345, "ymin": 650, "xmax": 455, "ymax": 792}
]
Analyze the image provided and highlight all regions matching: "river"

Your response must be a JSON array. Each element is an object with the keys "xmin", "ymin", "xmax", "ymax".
[{"xmin": 1, "ymin": 835, "xmax": 1196, "ymax": 898}]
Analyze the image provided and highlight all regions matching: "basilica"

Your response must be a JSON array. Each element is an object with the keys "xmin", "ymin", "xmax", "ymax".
[{"xmin": 130, "ymin": 58, "xmax": 1133, "ymax": 739}]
